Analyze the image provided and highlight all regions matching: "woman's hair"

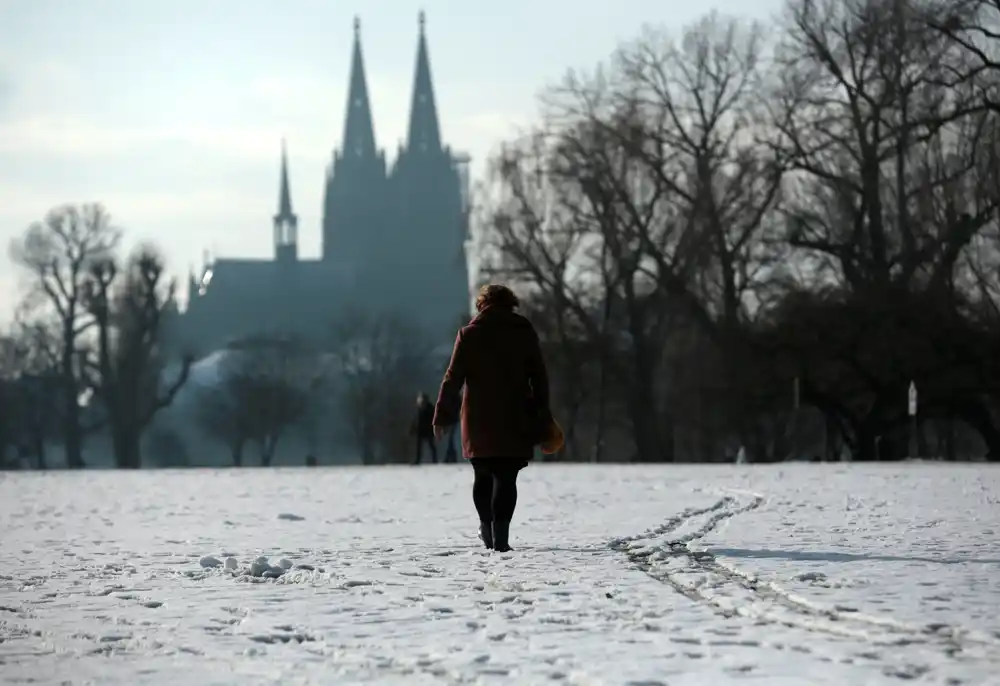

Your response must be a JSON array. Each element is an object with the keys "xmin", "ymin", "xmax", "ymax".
[{"xmin": 475, "ymin": 284, "xmax": 519, "ymax": 312}]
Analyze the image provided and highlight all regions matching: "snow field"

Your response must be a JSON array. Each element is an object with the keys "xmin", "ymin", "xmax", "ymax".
[{"xmin": 0, "ymin": 463, "xmax": 998, "ymax": 685}]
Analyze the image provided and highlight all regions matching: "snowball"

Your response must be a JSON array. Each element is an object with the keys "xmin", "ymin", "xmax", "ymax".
[{"xmin": 249, "ymin": 557, "xmax": 271, "ymax": 577}]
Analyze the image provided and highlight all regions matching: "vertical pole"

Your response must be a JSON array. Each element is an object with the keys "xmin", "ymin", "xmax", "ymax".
[
  {"xmin": 791, "ymin": 376, "xmax": 800, "ymax": 461},
  {"xmin": 908, "ymin": 381, "xmax": 918, "ymax": 460}
]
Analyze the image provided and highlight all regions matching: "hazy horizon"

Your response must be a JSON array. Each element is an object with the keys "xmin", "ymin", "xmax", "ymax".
[{"xmin": 0, "ymin": 0, "xmax": 779, "ymax": 325}]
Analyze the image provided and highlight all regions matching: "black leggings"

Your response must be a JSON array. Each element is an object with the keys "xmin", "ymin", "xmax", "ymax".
[{"xmin": 471, "ymin": 458, "xmax": 527, "ymax": 524}]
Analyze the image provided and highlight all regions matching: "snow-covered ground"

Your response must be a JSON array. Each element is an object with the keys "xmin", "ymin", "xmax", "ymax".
[{"xmin": 1, "ymin": 463, "xmax": 998, "ymax": 685}]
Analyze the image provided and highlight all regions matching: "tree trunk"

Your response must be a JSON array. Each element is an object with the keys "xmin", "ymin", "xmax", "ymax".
[
  {"xmin": 120, "ymin": 403, "xmax": 144, "ymax": 468},
  {"xmin": 122, "ymin": 430, "xmax": 142, "ymax": 469},
  {"xmin": 361, "ymin": 422, "xmax": 376, "ymax": 465},
  {"xmin": 260, "ymin": 434, "xmax": 279, "ymax": 467},
  {"xmin": 957, "ymin": 399, "xmax": 1000, "ymax": 462},
  {"xmin": 661, "ymin": 408, "xmax": 676, "ymax": 463},
  {"xmin": 592, "ymin": 343, "xmax": 612, "ymax": 464},
  {"xmin": 563, "ymin": 391, "xmax": 586, "ymax": 462},
  {"xmin": 111, "ymin": 423, "xmax": 125, "ymax": 468},
  {"xmin": 33, "ymin": 434, "xmax": 47, "ymax": 470},
  {"xmin": 945, "ymin": 417, "xmax": 956, "ymax": 462},
  {"xmin": 63, "ymin": 395, "xmax": 84, "ymax": 469},
  {"xmin": 699, "ymin": 411, "xmax": 719, "ymax": 462},
  {"xmin": 917, "ymin": 420, "xmax": 930, "ymax": 460},
  {"xmin": 0, "ymin": 412, "xmax": 9, "ymax": 467},
  {"xmin": 627, "ymin": 338, "xmax": 667, "ymax": 462},
  {"xmin": 231, "ymin": 441, "xmax": 245, "ymax": 467},
  {"xmin": 60, "ymin": 316, "xmax": 85, "ymax": 469},
  {"xmin": 853, "ymin": 421, "xmax": 877, "ymax": 462},
  {"xmin": 111, "ymin": 421, "xmax": 142, "ymax": 469},
  {"xmin": 749, "ymin": 425, "xmax": 770, "ymax": 463},
  {"xmin": 628, "ymin": 386, "xmax": 659, "ymax": 462},
  {"xmin": 593, "ymin": 288, "xmax": 615, "ymax": 464}
]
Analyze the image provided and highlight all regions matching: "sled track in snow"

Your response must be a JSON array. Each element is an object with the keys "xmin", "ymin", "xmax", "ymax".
[{"xmin": 611, "ymin": 492, "xmax": 1000, "ymax": 651}]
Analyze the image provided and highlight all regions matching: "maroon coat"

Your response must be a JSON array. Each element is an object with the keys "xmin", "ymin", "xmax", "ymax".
[{"xmin": 432, "ymin": 306, "xmax": 552, "ymax": 459}]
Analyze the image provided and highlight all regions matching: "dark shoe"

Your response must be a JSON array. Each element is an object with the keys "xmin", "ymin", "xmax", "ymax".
[
  {"xmin": 492, "ymin": 520, "xmax": 512, "ymax": 553},
  {"xmin": 479, "ymin": 521, "xmax": 494, "ymax": 550}
]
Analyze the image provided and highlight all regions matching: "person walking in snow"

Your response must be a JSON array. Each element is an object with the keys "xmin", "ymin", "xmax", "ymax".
[
  {"xmin": 432, "ymin": 284, "xmax": 552, "ymax": 552},
  {"xmin": 411, "ymin": 392, "xmax": 437, "ymax": 465}
]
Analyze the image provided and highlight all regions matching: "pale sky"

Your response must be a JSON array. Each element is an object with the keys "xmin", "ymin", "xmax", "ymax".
[{"xmin": 0, "ymin": 0, "xmax": 779, "ymax": 323}]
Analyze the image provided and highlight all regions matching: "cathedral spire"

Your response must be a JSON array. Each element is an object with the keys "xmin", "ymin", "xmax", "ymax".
[
  {"xmin": 342, "ymin": 16, "xmax": 377, "ymax": 158},
  {"xmin": 405, "ymin": 11, "xmax": 442, "ymax": 153},
  {"xmin": 274, "ymin": 139, "xmax": 298, "ymax": 262}
]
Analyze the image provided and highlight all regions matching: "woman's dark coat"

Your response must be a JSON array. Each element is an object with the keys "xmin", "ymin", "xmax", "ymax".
[{"xmin": 432, "ymin": 306, "xmax": 552, "ymax": 459}]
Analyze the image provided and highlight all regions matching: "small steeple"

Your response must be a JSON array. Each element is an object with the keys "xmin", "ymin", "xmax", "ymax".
[
  {"xmin": 277, "ymin": 138, "xmax": 294, "ymax": 220},
  {"xmin": 342, "ymin": 16, "xmax": 377, "ymax": 158},
  {"xmin": 274, "ymin": 139, "xmax": 298, "ymax": 262},
  {"xmin": 406, "ymin": 11, "xmax": 442, "ymax": 153},
  {"xmin": 187, "ymin": 267, "xmax": 199, "ymax": 303}
]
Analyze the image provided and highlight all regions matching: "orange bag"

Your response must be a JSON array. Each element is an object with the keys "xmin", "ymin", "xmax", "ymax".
[{"xmin": 540, "ymin": 419, "xmax": 565, "ymax": 455}]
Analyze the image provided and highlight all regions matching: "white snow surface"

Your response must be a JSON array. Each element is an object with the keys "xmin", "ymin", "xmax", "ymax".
[{"xmin": 1, "ymin": 463, "xmax": 999, "ymax": 685}]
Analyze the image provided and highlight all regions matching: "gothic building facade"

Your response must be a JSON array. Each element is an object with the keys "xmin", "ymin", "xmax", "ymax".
[{"xmin": 175, "ymin": 14, "xmax": 472, "ymax": 358}]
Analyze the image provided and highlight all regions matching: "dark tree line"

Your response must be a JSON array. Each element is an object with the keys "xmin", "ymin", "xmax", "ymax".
[
  {"xmin": 478, "ymin": 0, "xmax": 1000, "ymax": 462},
  {"xmin": 1, "ymin": 212, "xmax": 438, "ymax": 469},
  {"xmin": 188, "ymin": 312, "xmax": 436, "ymax": 467},
  {"xmin": 0, "ymin": 203, "xmax": 190, "ymax": 469},
  {"xmin": 194, "ymin": 336, "xmax": 325, "ymax": 467},
  {"xmin": 0, "ymin": 202, "xmax": 443, "ymax": 469},
  {"xmin": 4, "ymin": 0, "xmax": 997, "ymax": 468}
]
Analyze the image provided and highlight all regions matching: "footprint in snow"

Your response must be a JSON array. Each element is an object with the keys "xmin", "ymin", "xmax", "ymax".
[{"xmin": 793, "ymin": 571, "xmax": 828, "ymax": 583}]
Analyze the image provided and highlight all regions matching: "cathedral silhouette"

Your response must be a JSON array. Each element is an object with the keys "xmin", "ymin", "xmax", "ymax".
[{"xmin": 174, "ymin": 13, "xmax": 472, "ymax": 357}]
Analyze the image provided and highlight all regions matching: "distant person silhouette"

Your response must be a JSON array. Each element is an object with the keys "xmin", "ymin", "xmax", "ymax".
[
  {"xmin": 411, "ymin": 392, "xmax": 437, "ymax": 465},
  {"xmin": 433, "ymin": 284, "xmax": 552, "ymax": 552}
]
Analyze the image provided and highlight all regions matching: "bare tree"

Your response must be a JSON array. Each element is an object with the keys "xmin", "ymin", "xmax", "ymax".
[
  {"xmin": 932, "ymin": 0, "xmax": 1000, "ymax": 319},
  {"xmin": 81, "ymin": 246, "xmax": 191, "ymax": 468},
  {"xmin": 774, "ymin": 0, "xmax": 997, "ymax": 291},
  {"xmin": 922, "ymin": 0, "xmax": 1000, "ymax": 112},
  {"xmin": 481, "ymin": 114, "xmax": 687, "ymax": 462},
  {"xmin": 196, "ymin": 336, "xmax": 321, "ymax": 466},
  {"xmin": 610, "ymin": 14, "xmax": 784, "ymax": 325},
  {"xmin": 611, "ymin": 14, "xmax": 785, "ymax": 457},
  {"xmin": 480, "ymin": 14, "xmax": 781, "ymax": 461},
  {"xmin": 9, "ymin": 204, "xmax": 121, "ymax": 468},
  {"xmin": 765, "ymin": 0, "xmax": 1000, "ymax": 459},
  {"xmin": 330, "ymin": 312, "xmax": 432, "ymax": 464},
  {"xmin": 195, "ymin": 364, "xmax": 254, "ymax": 466}
]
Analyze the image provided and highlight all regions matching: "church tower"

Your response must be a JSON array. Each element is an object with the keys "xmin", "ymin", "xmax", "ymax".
[
  {"xmin": 406, "ymin": 11, "xmax": 442, "ymax": 156},
  {"xmin": 388, "ymin": 12, "xmax": 470, "ymax": 335},
  {"xmin": 322, "ymin": 17, "xmax": 388, "ymax": 266},
  {"xmin": 274, "ymin": 139, "xmax": 298, "ymax": 263}
]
